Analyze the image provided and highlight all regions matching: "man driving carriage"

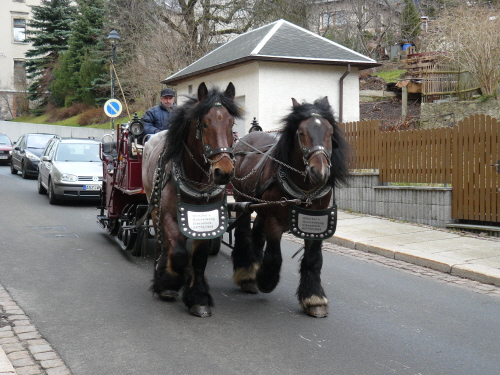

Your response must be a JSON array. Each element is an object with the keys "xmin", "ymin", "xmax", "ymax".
[{"xmin": 142, "ymin": 88, "xmax": 176, "ymax": 134}]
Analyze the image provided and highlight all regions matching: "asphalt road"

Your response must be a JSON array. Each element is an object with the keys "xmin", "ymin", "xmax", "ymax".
[{"xmin": 1, "ymin": 164, "xmax": 499, "ymax": 375}]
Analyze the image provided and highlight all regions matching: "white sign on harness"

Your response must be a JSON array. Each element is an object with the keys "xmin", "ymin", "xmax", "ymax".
[
  {"xmin": 187, "ymin": 209, "xmax": 220, "ymax": 232},
  {"xmin": 298, "ymin": 213, "xmax": 328, "ymax": 233}
]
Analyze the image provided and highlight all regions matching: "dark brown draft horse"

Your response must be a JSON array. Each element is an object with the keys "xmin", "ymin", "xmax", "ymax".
[
  {"xmin": 142, "ymin": 82, "xmax": 241, "ymax": 317},
  {"xmin": 231, "ymin": 97, "xmax": 348, "ymax": 317}
]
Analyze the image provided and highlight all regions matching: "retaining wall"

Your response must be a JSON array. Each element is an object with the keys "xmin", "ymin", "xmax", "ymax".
[
  {"xmin": 337, "ymin": 172, "xmax": 453, "ymax": 227},
  {"xmin": 0, "ymin": 120, "xmax": 111, "ymax": 141},
  {"xmin": 420, "ymin": 99, "xmax": 500, "ymax": 129}
]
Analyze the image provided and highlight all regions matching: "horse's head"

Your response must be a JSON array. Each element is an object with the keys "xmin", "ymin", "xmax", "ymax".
[
  {"xmin": 292, "ymin": 97, "xmax": 335, "ymax": 186},
  {"xmin": 193, "ymin": 82, "xmax": 240, "ymax": 185}
]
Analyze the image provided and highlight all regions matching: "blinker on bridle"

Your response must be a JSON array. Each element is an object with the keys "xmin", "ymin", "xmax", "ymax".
[{"xmin": 194, "ymin": 101, "xmax": 235, "ymax": 163}]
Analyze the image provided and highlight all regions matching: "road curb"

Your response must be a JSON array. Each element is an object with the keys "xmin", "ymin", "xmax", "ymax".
[{"xmin": 327, "ymin": 235, "xmax": 500, "ymax": 287}]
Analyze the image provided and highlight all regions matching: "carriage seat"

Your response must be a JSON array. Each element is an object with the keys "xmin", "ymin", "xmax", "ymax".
[
  {"xmin": 101, "ymin": 142, "xmax": 118, "ymax": 172},
  {"xmin": 102, "ymin": 141, "xmax": 117, "ymax": 158}
]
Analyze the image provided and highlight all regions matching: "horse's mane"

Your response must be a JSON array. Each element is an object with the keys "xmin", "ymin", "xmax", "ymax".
[
  {"xmin": 163, "ymin": 87, "xmax": 242, "ymax": 164},
  {"xmin": 274, "ymin": 98, "xmax": 350, "ymax": 187}
]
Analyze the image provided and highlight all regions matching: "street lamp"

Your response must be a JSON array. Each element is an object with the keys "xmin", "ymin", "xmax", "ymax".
[{"xmin": 107, "ymin": 30, "xmax": 120, "ymax": 132}]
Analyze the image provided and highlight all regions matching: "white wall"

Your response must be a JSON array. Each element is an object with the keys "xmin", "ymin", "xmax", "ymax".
[
  {"xmin": 174, "ymin": 62, "xmax": 260, "ymax": 136},
  {"xmin": 173, "ymin": 61, "xmax": 360, "ymax": 134},
  {"xmin": 258, "ymin": 62, "xmax": 359, "ymax": 130}
]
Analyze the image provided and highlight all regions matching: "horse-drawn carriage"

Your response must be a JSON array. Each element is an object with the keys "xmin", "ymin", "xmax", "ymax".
[
  {"xmin": 96, "ymin": 114, "xmax": 153, "ymax": 256},
  {"xmin": 97, "ymin": 82, "xmax": 348, "ymax": 318}
]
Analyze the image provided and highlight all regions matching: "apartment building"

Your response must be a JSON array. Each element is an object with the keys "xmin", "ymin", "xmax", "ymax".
[{"xmin": 0, "ymin": 0, "xmax": 40, "ymax": 120}]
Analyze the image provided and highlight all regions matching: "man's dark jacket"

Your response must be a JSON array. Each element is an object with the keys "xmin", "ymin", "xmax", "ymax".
[{"xmin": 142, "ymin": 103, "xmax": 173, "ymax": 134}]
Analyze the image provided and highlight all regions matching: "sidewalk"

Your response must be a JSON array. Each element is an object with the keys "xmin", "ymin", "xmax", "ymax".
[
  {"xmin": 0, "ymin": 284, "xmax": 71, "ymax": 375},
  {"xmin": 329, "ymin": 211, "xmax": 500, "ymax": 287},
  {"xmin": 1, "ymin": 210, "xmax": 499, "ymax": 374}
]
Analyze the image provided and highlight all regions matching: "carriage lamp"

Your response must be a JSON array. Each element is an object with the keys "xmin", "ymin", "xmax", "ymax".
[{"xmin": 129, "ymin": 114, "xmax": 144, "ymax": 136}]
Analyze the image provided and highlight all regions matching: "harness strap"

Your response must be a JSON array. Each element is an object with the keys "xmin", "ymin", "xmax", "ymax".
[
  {"xmin": 172, "ymin": 161, "xmax": 225, "ymax": 201},
  {"xmin": 233, "ymin": 143, "xmax": 275, "ymax": 157},
  {"xmin": 251, "ymin": 143, "xmax": 277, "ymax": 198},
  {"xmin": 128, "ymin": 160, "xmax": 172, "ymax": 230},
  {"xmin": 277, "ymin": 165, "xmax": 332, "ymax": 203}
]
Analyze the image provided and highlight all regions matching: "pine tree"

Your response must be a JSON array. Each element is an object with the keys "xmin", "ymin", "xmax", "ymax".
[
  {"xmin": 401, "ymin": 0, "xmax": 422, "ymax": 42},
  {"xmin": 51, "ymin": 0, "xmax": 108, "ymax": 106},
  {"xmin": 24, "ymin": 0, "xmax": 75, "ymax": 106}
]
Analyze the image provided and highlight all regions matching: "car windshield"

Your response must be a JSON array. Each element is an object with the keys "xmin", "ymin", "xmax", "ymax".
[
  {"xmin": 55, "ymin": 143, "xmax": 101, "ymax": 162},
  {"xmin": 26, "ymin": 134, "xmax": 55, "ymax": 148},
  {"xmin": 0, "ymin": 135, "xmax": 11, "ymax": 145}
]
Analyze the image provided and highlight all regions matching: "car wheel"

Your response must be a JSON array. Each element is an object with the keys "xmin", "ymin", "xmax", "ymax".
[
  {"xmin": 10, "ymin": 162, "xmax": 18, "ymax": 174},
  {"xmin": 21, "ymin": 162, "xmax": 29, "ymax": 179},
  {"xmin": 48, "ymin": 178, "xmax": 58, "ymax": 205},
  {"xmin": 37, "ymin": 174, "xmax": 47, "ymax": 195}
]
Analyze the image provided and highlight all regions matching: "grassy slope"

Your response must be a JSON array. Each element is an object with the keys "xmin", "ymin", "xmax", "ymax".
[
  {"xmin": 374, "ymin": 69, "xmax": 405, "ymax": 83},
  {"xmin": 12, "ymin": 111, "xmax": 141, "ymax": 129}
]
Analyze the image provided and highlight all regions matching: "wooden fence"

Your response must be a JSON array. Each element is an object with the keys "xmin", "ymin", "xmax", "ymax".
[
  {"xmin": 340, "ymin": 114, "xmax": 499, "ymax": 223},
  {"xmin": 421, "ymin": 69, "xmax": 480, "ymax": 103},
  {"xmin": 340, "ymin": 120, "xmax": 379, "ymax": 170}
]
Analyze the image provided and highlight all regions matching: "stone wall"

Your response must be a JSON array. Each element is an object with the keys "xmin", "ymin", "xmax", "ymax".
[
  {"xmin": 420, "ymin": 99, "xmax": 500, "ymax": 128},
  {"xmin": 337, "ymin": 172, "xmax": 453, "ymax": 227}
]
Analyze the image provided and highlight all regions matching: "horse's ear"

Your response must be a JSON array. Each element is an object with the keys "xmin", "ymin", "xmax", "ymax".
[
  {"xmin": 224, "ymin": 82, "xmax": 235, "ymax": 101},
  {"xmin": 292, "ymin": 98, "xmax": 300, "ymax": 107},
  {"xmin": 319, "ymin": 96, "xmax": 329, "ymax": 107},
  {"xmin": 197, "ymin": 82, "xmax": 208, "ymax": 102}
]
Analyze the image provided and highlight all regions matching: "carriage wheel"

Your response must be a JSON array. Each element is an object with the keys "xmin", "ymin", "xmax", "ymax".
[
  {"xmin": 118, "ymin": 224, "xmax": 137, "ymax": 251},
  {"xmin": 130, "ymin": 226, "xmax": 154, "ymax": 257},
  {"xmin": 107, "ymin": 218, "xmax": 119, "ymax": 236},
  {"xmin": 208, "ymin": 237, "xmax": 221, "ymax": 256}
]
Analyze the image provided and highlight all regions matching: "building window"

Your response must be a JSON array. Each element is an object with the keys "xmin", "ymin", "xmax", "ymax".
[
  {"xmin": 14, "ymin": 60, "xmax": 26, "ymax": 85},
  {"xmin": 336, "ymin": 11, "xmax": 347, "ymax": 26},
  {"xmin": 13, "ymin": 0, "xmax": 26, "ymax": 3},
  {"xmin": 13, "ymin": 18, "xmax": 26, "ymax": 42},
  {"xmin": 321, "ymin": 11, "xmax": 347, "ymax": 30}
]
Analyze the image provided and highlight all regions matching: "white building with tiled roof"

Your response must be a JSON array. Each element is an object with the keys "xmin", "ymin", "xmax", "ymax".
[{"xmin": 163, "ymin": 19, "xmax": 379, "ymax": 134}]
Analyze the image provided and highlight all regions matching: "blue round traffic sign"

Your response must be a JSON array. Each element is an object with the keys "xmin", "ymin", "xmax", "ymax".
[{"xmin": 104, "ymin": 99, "xmax": 123, "ymax": 118}]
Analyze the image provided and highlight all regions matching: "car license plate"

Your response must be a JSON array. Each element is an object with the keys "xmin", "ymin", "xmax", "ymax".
[
  {"xmin": 0, "ymin": 156, "xmax": 7, "ymax": 159},
  {"xmin": 83, "ymin": 185, "xmax": 100, "ymax": 191}
]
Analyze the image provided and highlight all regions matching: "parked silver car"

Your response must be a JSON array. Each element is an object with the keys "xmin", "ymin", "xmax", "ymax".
[{"xmin": 37, "ymin": 137, "xmax": 103, "ymax": 204}]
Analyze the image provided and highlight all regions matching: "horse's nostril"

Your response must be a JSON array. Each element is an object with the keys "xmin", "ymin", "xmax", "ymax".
[{"xmin": 213, "ymin": 168, "xmax": 231, "ymax": 184}]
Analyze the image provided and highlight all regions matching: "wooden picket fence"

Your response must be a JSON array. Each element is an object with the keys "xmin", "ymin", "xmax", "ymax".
[{"xmin": 340, "ymin": 114, "xmax": 500, "ymax": 223}]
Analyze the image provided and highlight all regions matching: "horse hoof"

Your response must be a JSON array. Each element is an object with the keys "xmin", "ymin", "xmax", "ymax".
[
  {"xmin": 158, "ymin": 290, "xmax": 178, "ymax": 301},
  {"xmin": 241, "ymin": 281, "xmax": 258, "ymax": 294},
  {"xmin": 304, "ymin": 305, "xmax": 328, "ymax": 318},
  {"xmin": 189, "ymin": 305, "xmax": 212, "ymax": 318}
]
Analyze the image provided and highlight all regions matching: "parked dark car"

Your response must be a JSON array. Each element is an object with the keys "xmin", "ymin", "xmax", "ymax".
[
  {"xmin": 0, "ymin": 133, "xmax": 13, "ymax": 164},
  {"xmin": 11, "ymin": 133, "xmax": 57, "ymax": 178},
  {"xmin": 38, "ymin": 137, "xmax": 103, "ymax": 204}
]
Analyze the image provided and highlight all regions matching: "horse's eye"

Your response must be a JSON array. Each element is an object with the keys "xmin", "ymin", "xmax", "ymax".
[{"xmin": 203, "ymin": 123, "xmax": 208, "ymax": 128}]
